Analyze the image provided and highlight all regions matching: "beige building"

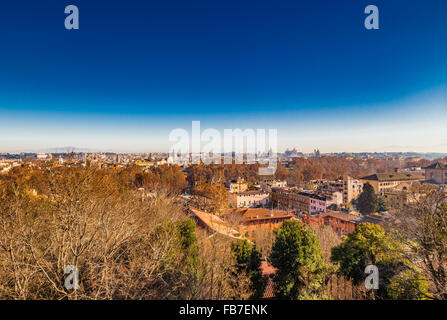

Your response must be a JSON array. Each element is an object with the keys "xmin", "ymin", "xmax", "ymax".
[
  {"xmin": 226, "ymin": 178, "xmax": 248, "ymax": 193},
  {"xmin": 324, "ymin": 191, "xmax": 344, "ymax": 207},
  {"xmin": 230, "ymin": 191, "xmax": 270, "ymax": 208},
  {"xmin": 318, "ymin": 176, "xmax": 363, "ymax": 205},
  {"xmin": 261, "ymin": 179, "xmax": 287, "ymax": 192},
  {"xmin": 360, "ymin": 170, "xmax": 424, "ymax": 194},
  {"xmin": 383, "ymin": 190, "xmax": 417, "ymax": 211},
  {"xmin": 342, "ymin": 175, "xmax": 363, "ymax": 204},
  {"xmin": 383, "ymin": 182, "xmax": 421, "ymax": 211},
  {"xmin": 424, "ymin": 162, "xmax": 447, "ymax": 185}
]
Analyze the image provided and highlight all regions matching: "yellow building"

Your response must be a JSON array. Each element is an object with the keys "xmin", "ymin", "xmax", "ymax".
[
  {"xmin": 135, "ymin": 160, "xmax": 156, "ymax": 167},
  {"xmin": 226, "ymin": 178, "xmax": 248, "ymax": 193}
]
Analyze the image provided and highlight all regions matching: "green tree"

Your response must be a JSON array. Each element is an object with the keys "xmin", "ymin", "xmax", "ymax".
[
  {"xmin": 176, "ymin": 219, "xmax": 207, "ymax": 299},
  {"xmin": 269, "ymin": 220, "xmax": 333, "ymax": 300},
  {"xmin": 388, "ymin": 270, "xmax": 429, "ymax": 300},
  {"xmin": 331, "ymin": 223, "xmax": 408, "ymax": 299},
  {"xmin": 357, "ymin": 182, "xmax": 378, "ymax": 215},
  {"xmin": 231, "ymin": 240, "xmax": 267, "ymax": 299},
  {"xmin": 377, "ymin": 197, "xmax": 388, "ymax": 212},
  {"xmin": 177, "ymin": 218, "xmax": 199, "ymax": 267}
]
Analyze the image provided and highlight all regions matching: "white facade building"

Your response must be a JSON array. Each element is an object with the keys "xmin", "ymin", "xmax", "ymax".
[{"xmin": 230, "ymin": 191, "xmax": 270, "ymax": 208}]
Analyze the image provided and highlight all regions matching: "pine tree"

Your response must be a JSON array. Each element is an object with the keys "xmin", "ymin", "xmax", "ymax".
[
  {"xmin": 357, "ymin": 182, "xmax": 378, "ymax": 215},
  {"xmin": 331, "ymin": 223, "xmax": 410, "ymax": 299},
  {"xmin": 269, "ymin": 220, "xmax": 332, "ymax": 299},
  {"xmin": 377, "ymin": 197, "xmax": 388, "ymax": 212},
  {"xmin": 231, "ymin": 240, "xmax": 267, "ymax": 299}
]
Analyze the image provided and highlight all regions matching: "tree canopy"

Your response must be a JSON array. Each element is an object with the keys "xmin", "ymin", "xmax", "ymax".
[
  {"xmin": 357, "ymin": 182, "xmax": 378, "ymax": 215},
  {"xmin": 269, "ymin": 220, "xmax": 333, "ymax": 300},
  {"xmin": 231, "ymin": 240, "xmax": 267, "ymax": 299},
  {"xmin": 331, "ymin": 223, "xmax": 414, "ymax": 299}
]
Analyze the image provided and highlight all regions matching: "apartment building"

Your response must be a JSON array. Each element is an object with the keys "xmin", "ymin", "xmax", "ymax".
[
  {"xmin": 424, "ymin": 162, "xmax": 447, "ymax": 185},
  {"xmin": 317, "ymin": 176, "xmax": 363, "ymax": 205},
  {"xmin": 226, "ymin": 178, "xmax": 249, "ymax": 193},
  {"xmin": 323, "ymin": 191, "xmax": 344, "ymax": 207},
  {"xmin": 229, "ymin": 190, "xmax": 270, "ymax": 208},
  {"xmin": 222, "ymin": 208, "xmax": 294, "ymax": 240},
  {"xmin": 360, "ymin": 169, "xmax": 424, "ymax": 194},
  {"xmin": 261, "ymin": 179, "xmax": 287, "ymax": 192},
  {"xmin": 342, "ymin": 175, "xmax": 363, "ymax": 204},
  {"xmin": 271, "ymin": 188, "xmax": 326, "ymax": 214},
  {"xmin": 302, "ymin": 210, "xmax": 361, "ymax": 236}
]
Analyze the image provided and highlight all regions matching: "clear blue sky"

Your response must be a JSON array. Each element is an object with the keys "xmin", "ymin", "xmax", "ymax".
[{"xmin": 0, "ymin": 0, "xmax": 446, "ymax": 153}]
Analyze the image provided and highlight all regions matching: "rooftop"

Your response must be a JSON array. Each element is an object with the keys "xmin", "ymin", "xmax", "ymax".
[
  {"xmin": 360, "ymin": 172, "xmax": 424, "ymax": 182},
  {"xmin": 357, "ymin": 213, "xmax": 390, "ymax": 225},
  {"xmin": 423, "ymin": 162, "xmax": 447, "ymax": 170},
  {"xmin": 222, "ymin": 208, "xmax": 294, "ymax": 223},
  {"xmin": 236, "ymin": 190, "xmax": 269, "ymax": 196},
  {"xmin": 272, "ymin": 188, "xmax": 327, "ymax": 201},
  {"xmin": 320, "ymin": 210, "xmax": 362, "ymax": 223},
  {"xmin": 189, "ymin": 207, "xmax": 244, "ymax": 240}
]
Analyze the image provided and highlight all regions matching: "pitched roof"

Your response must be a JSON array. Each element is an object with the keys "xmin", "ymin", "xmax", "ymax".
[
  {"xmin": 189, "ymin": 207, "xmax": 244, "ymax": 240},
  {"xmin": 260, "ymin": 261, "xmax": 276, "ymax": 299},
  {"xmin": 223, "ymin": 208, "xmax": 294, "ymax": 223},
  {"xmin": 357, "ymin": 213, "xmax": 389, "ymax": 225},
  {"xmin": 272, "ymin": 188, "xmax": 327, "ymax": 201},
  {"xmin": 423, "ymin": 162, "xmax": 447, "ymax": 169},
  {"xmin": 319, "ymin": 210, "xmax": 361, "ymax": 223},
  {"xmin": 360, "ymin": 172, "xmax": 424, "ymax": 182},
  {"xmin": 236, "ymin": 190, "xmax": 269, "ymax": 196}
]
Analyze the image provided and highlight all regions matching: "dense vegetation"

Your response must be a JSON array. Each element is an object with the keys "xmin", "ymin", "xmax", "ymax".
[
  {"xmin": 1, "ymin": 163, "xmax": 446, "ymax": 300},
  {"xmin": 183, "ymin": 156, "xmax": 434, "ymax": 186},
  {"xmin": 0, "ymin": 166, "xmax": 249, "ymax": 299}
]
